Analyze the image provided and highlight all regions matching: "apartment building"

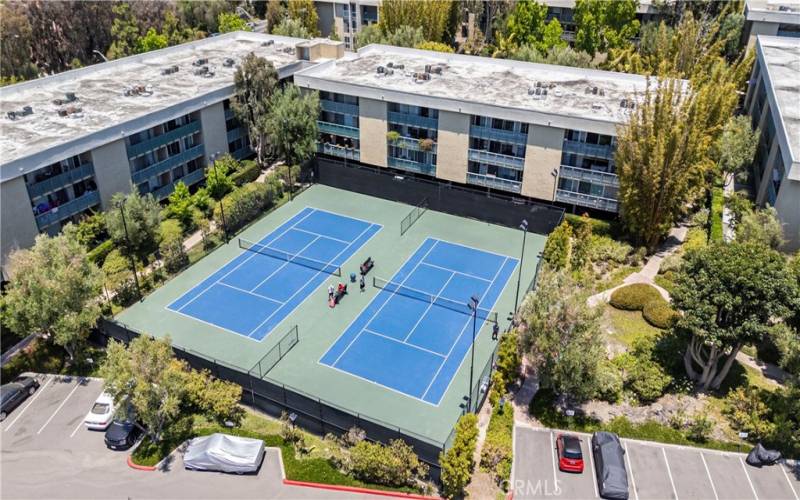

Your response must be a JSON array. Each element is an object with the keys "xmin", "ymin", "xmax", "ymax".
[
  {"xmin": 316, "ymin": 0, "xmax": 380, "ymax": 50},
  {"xmin": 743, "ymin": 35, "xmax": 800, "ymax": 250},
  {"xmin": 543, "ymin": 0, "xmax": 666, "ymax": 41},
  {"xmin": 743, "ymin": 0, "xmax": 800, "ymax": 48},
  {"xmin": 0, "ymin": 32, "xmax": 344, "ymax": 274}
]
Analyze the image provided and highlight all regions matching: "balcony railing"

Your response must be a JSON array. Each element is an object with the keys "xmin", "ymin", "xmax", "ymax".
[
  {"xmin": 127, "ymin": 120, "xmax": 201, "ymax": 158},
  {"xmin": 318, "ymin": 121, "xmax": 360, "ymax": 139},
  {"xmin": 558, "ymin": 165, "xmax": 619, "ymax": 187},
  {"xmin": 231, "ymin": 146, "xmax": 253, "ymax": 161},
  {"xmin": 320, "ymin": 99, "xmax": 359, "ymax": 117},
  {"xmin": 466, "ymin": 172, "xmax": 522, "ymax": 193},
  {"xmin": 226, "ymin": 126, "xmax": 246, "ymax": 143},
  {"xmin": 392, "ymin": 136, "xmax": 438, "ymax": 154},
  {"xmin": 34, "ymin": 190, "xmax": 101, "ymax": 229},
  {"xmin": 131, "ymin": 144, "xmax": 205, "ymax": 184},
  {"xmin": 555, "ymin": 189, "xmax": 619, "ymax": 212},
  {"xmin": 469, "ymin": 125, "xmax": 528, "ymax": 145},
  {"xmin": 152, "ymin": 168, "xmax": 206, "ymax": 201},
  {"xmin": 562, "ymin": 139, "xmax": 615, "ymax": 159},
  {"xmin": 26, "ymin": 162, "xmax": 95, "ymax": 200},
  {"xmin": 468, "ymin": 149, "xmax": 525, "ymax": 170},
  {"xmin": 387, "ymin": 111, "xmax": 438, "ymax": 130},
  {"xmin": 318, "ymin": 143, "xmax": 360, "ymax": 160},
  {"xmin": 388, "ymin": 156, "xmax": 436, "ymax": 176},
  {"xmin": 224, "ymin": 107, "xmax": 235, "ymax": 120}
]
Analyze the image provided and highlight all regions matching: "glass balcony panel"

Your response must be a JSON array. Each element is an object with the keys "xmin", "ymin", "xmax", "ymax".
[
  {"xmin": 320, "ymin": 99, "xmax": 359, "ymax": 116},
  {"xmin": 317, "ymin": 121, "xmax": 360, "ymax": 139},
  {"xmin": 387, "ymin": 111, "xmax": 438, "ymax": 130},
  {"xmin": 562, "ymin": 139, "xmax": 615, "ymax": 159},
  {"xmin": 318, "ymin": 143, "xmax": 361, "ymax": 160},
  {"xmin": 35, "ymin": 190, "xmax": 101, "ymax": 229},
  {"xmin": 467, "ymin": 149, "xmax": 524, "ymax": 170},
  {"xmin": 555, "ymin": 189, "xmax": 619, "ymax": 212},
  {"xmin": 127, "ymin": 121, "xmax": 201, "ymax": 158},
  {"xmin": 387, "ymin": 157, "xmax": 436, "ymax": 176},
  {"xmin": 131, "ymin": 145, "xmax": 205, "ymax": 184},
  {"xmin": 558, "ymin": 165, "xmax": 619, "ymax": 187},
  {"xmin": 27, "ymin": 162, "xmax": 95, "ymax": 199},
  {"xmin": 466, "ymin": 172, "xmax": 522, "ymax": 193}
]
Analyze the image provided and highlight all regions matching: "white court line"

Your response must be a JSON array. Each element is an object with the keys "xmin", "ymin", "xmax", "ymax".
[
  {"xmin": 246, "ymin": 235, "xmax": 321, "ymax": 293},
  {"xmin": 419, "ymin": 262, "xmax": 492, "ymax": 283},
  {"xmin": 781, "ymin": 461, "xmax": 800, "ymax": 500},
  {"xmin": 216, "ymin": 282, "xmax": 284, "ymax": 305},
  {"xmin": 69, "ymin": 416, "xmax": 85, "ymax": 438},
  {"xmin": 740, "ymin": 457, "xmax": 760, "ymax": 500},
  {"xmin": 586, "ymin": 436, "xmax": 599, "ymax": 498},
  {"xmin": 662, "ymin": 447, "xmax": 679, "ymax": 500},
  {"xmin": 401, "ymin": 270, "xmax": 455, "ymax": 342},
  {"xmin": 549, "ymin": 431, "xmax": 558, "ymax": 488},
  {"xmin": 363, "ymin": 329, "xmax": 446, "ymax": 358},
  {"xmin": 291, "ymin": 227, "xmax": 351, "ymax": 244},
  {"xmin": 4, "ymin": 376, "xmax": 53, "ymax": 432},
  {"xmin": 624, "ymin": 442, "xmax": 640, "ymax": 500},
  {"xmin": 700, "ymin": 452, "xmax": 719, "ymax": 500},
  {"xmin": 37, "ymin": 381, "xmax": 83, "ymax": 435}
]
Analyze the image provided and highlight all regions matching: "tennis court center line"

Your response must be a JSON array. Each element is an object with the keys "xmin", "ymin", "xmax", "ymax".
[
  {"xmin": 419, "ymin": 262, "xmax": 492, "ymax": 283},
  {"xmin": 327, "ymin": 239, "xmax": 441, "ymax": 368},
  {"xmin": 247, "ymin": 222, "xmax": 380, "ymax": 339},
  {"xmin": 246, "ymin": 234, "xmax": 321, "ymax": 293},
  {"xmin": 363, "ymin": 329, "xmax": 447, "ymax": 358},
  {"xmin": 171, "ymin": 207, "xmax": 317, "ymax": 313},
  {"xmin": 216, "ymin": 282, "xmax": 284, "ymax": 305},
  {"xmin": 401, "ymin": 270, "xmax": 455, "ymax": 343},
  {"xmin": 420, "ymin": 256, "xmax": 509, "ymax": 402},
  {"xmin": 291, "ymin": 227, "xmax": 351, "ymax": 245}
]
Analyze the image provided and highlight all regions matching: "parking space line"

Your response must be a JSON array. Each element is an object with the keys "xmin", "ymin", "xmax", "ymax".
[
  {"xmin": 549, "ymin": 431, "xmax": 558, "ymax": 488},
  {"xmin": 624, "ymin": 442, "xmax": 640, "ymax": 500},
  {"xmin": 739, "ymin": 457, "xmax": 760, "ymax": 500},
  {"xmin": 4, "ymin": 375, "xmax": 53, "ymax": 432},
  {"xmin": 37, "ymin": 381, "xmax": 82, "ymax": 435},
  {"xmin": 586, "ymin": 436, "xmax": 599, "ymax": 498},
  {"xmin": 662, "ymin": 447, "xmax": 679, "ymax": 500},
  {"xmin": 700, "ymin": 452, "xmax": 719, "ymax": 500},
  {"xmin": 781, "ymin": 462, "xmax": 799, "ymax": 500},
  {"xmin": 69, "ymin": 416, "xmax": 85, "ymax": 438}
]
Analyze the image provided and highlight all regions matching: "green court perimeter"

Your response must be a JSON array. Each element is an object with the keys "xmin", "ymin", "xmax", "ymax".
[{"xmin": 116, "ymin": 185, "xmax": 545, "ymax": 446}]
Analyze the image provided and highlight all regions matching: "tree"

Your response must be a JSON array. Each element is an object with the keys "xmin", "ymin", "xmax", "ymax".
[
  {"xmin": 671, "ymin": 243, "xmax": 800, "ymax": 391},
  {"xmin": 105, "ymin": 190, "xmax": 162, "ymax": 261},
  {"xmin": 265, "ymin": 0, "xmax": 286, "ymax": 33},
  {"xmin": 574, "ymin": 0, "xmax": 639, "ymax": 57},
  {"xmin": 510, "ymin": 45, "xmax": 593, "ymax": 68},
  {"xmin": 272, "ymin": 18, "xmax": 311, "ymax": 39},
  {"xmin": 439, "ymin": 413, "xmax": 478, "ymax": 498},
  {"xmin": 415, "ymin": 41, "xmax": 454, "ymax": 53},
  {"xmin": 541, "ymin": 221, "xmax": 572, "ymax": 270},
  {"xmin": 107, "ymin": 3, "xmax": 141, "ymax": 59},
  {"xmin": 232, "ymin": 54, "xmax": 279, "ymax": 168},
  {"xmin": 505, "ymin": 0, "xmax": 548, "ymax": 48},
  {"xmin": 736, "ymin": 206, "xmax": 786, "ymax": 250},
  {"xmin": 266, "ymin": 85, "xmax": 320, "ymax": 167},
  {"xmin": 494, "ymin": 330, "xmax": 521, "ymax": 391},
  {"xmin": 287, "ymin": 0, "xmax": 320, "ymax": 37},
  {"xmin": 538, "ymin": 18, "xmax": 566, "ymax": 53},
  {"xmin": 716, "ymin": 115, "xmax": 759, "ymax": 177},
  {"xmin": 183, "ymin": 368, "xmax": 244, "ymax": 426},
  {"xmin": 356, "ymin": 24, "xmax": 427, "ymax": 49},
  {"xmin": 166, "ymin": 181, "xmax": 194, "ymax": 231},
  {"xmin": 379, "ymin": 0, "xmax": 453, "ymax": 43},
  {"xmin": 162, "ymin": 10, "xmax": 201, "ymax": 45},
  {"xmin": 136, "ymin": 28, "xmax": 168, "ymax": 54},
  {"xmin": 719, "ymin": 12, "xmax": 745, "ymax": 61},
  {"xmin": 217, "ymin": 11, "xmax": 251, "ymax": 33},
  {"xmin": 178, "ymin": 0, "xmax": 233, "ymax": 33},
  {"xmin": 159, "ymin": 219, "xmax": 188, "ymax": 273},
  {"xmin": 520, "ymin": 268, "xmax": 607, "ymax": 401},
  {"xmin": 2, "ymin": 231, "xmax": 102, "ymax": 363}
]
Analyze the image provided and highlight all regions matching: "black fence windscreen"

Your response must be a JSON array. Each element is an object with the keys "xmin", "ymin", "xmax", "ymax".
[{"xmin": 315, "ymin": 156, "xmax": 564, "ymax": 235}]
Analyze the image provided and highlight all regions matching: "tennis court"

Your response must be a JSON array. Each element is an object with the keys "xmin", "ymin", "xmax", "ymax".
[
  {"xmin": 167, "ymin": 207, "xmax": 381, "ymax": 341},
  {"xmin": 320, "ymin": 238, "xmax": 518, "ymax": 405}
]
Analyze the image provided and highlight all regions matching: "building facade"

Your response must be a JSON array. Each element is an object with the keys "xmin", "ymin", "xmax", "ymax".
[
  {"xmin": 743, "ymin": 0, "xmax": 800, "ymax": 48},
  {"xmin": 743, "ymin": 35, "xmax": 800, "ymax": 250},
  {"xmin": 315, "ymin": 0, "xmax": 380, "ymax": 50}
]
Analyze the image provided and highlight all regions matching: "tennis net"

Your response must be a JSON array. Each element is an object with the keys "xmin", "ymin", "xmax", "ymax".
[
  {"xmin": 373, "ymin": 276, "xmax": 497, "ymax": 323},
  {"xmin": 239, "ymin": 238, "xmax": 342, "ymax": 276}
]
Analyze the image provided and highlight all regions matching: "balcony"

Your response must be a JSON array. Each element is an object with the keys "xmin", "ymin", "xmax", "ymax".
[
  {"xmin": 555, "ymin": 189, "xmax": 619, "ymax": 212},
  {"xmin": 35, "ymin": 190, "xmax": 101, "ymax": 229},
  {"xmin": 558, "ymin": 165, "xmax": 619, "ymax": 187},
  {"xmin": 318, "ymin": 143, "xmax": 360, "ymax": 160},
  {"xmin": 27, "ymin": 162, "xmax": 95, "ymax": 200},
  {"xmin": 562, "ymin": 139, "xmax": 615, "ymax": 159},
  {"xmin": 320, "ymin": 99, "xmax": 359, "ymax": 117},
  {"xmin": 387, "ymin": 111, "xmax": 438, "ymax": 130},
  {"xmin": 226, "ymin": 126, "xmax": 245, "ymax": 143},
  {"xmin": 126, "ymin": 120, "xmax": 201, "ymax": 158},
  {"xmin": 231, "ymin": 146, "xmax": 253, "ymax": 160},
  {"xmin": 152, "ymin": 168, "xmax": 206, "ymax": 201},
  {"xmin": 469, "ymin": 125, "xmax": 528, "ymax": 145},
  {"xmin": 131, "ymin": 144, "xmax": 205, "ymax": 184},
  {"xmin": 468, "ymin": 149, "xmax": 525, "ymax": 170},
  {"xmin": 466, "ymin": 172, "xmax": 522, "ymax": 194},
  {"xmin": 224, "ymin": 107, "xmax": 235, "ymax": 120},
  {"xmin": 388, "ymin": 156, "xmax": 436, "ymax": 176},
  {"xmin": 392, "ymin": 136, "xmax": 438, "ymax": 154},
  {"xmin": 318, "ymin": 121, "xmax": 360, "ymax": 139}
]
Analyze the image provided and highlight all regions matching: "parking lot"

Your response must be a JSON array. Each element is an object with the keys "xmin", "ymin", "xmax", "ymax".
[
  {"xmin": 0, "ymin": 373, "xmax": 386, "ymax": 499},
  {"xmin": 513, "ymin": 425, "xmax": 800, "ymax": 500}
]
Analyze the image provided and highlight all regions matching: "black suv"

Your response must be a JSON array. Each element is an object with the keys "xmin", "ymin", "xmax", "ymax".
[
  {"xmin": 592, "ymin": 431, "xmax": 630, "ymax": 500},
  {"xmin": 0, "ymin": 376, "xmax": 40, "ymax": 421}
]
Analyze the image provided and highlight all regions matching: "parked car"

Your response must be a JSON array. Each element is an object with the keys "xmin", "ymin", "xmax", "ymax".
[
  {"xmin": 556, "ymin": 433, "xmax": 585, "ymax": 473},
  {"xmin": 0, "ymin": 376, "xmax": 40, "ymax": 421},
  {"xmin": 183, "ymin": 433, "xmax": 266, "ymax": 474},
  {"xmin": 84, "ymin": 392, "xmax": 115, "ymax": 430},
  {"xmin": 592, "ymin": 432, "xmax": 629, "ymax": 500},
  {"xmin": 104, "ymin": 417, "xmax": 142, "ymax": 450}
]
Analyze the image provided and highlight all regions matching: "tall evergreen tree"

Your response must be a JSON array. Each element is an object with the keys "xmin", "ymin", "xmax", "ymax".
[{"xmin": 232, "ymin": 54, "xmax": 279, "ymax": 168}]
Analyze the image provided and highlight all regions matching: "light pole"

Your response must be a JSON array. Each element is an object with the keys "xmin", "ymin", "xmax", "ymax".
[
  {"xmin": 210, "ymin": 152, "xmax": 229, "ymax": 243},
  {"xmin": 117, "ymin": 199, "xmax": 141, "ymax": 300},
  {"xmin": 514, "ymin": 219, "xmax": 529, "ymax": 312},
  {"xmin": 467, "ymin": 294, "xmax": 480, "ymax": 413}
]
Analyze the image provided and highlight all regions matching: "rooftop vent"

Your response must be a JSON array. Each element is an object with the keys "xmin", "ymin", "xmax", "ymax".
[
  {"xmin": 377, "ymin": 65, "xmax": 386, "ymax": 74},
  {"xmin": 223, "ymin": 58, "xmax": 235, "ymax": 67},
  {"xmin": 591, "ymin": 103, "xmax": 603, "ymax": 110},
  {"xmin": 6, "ymin": 105, "xmax": 33, "ymax": 121},
  {"xmin": 193, "ymin": 66, "xmax": 215, "ymax": 77},
  {"xmin": 413, "ymin": 72, "xmax": 431, "ymax": 82},
  {"xmin": 123, "ymin": 84, "xmax": 153, "ymax": 97},
  {"xmin": 52, "ymin": 92, "xmax": 78, "ymax": 106},
  {"xmin": 592, "ymin": 87, "xmax": 599, "ymax": 95},
  {"xmin": 262, "ymin": 40, "xmax": 275, "ymax": 46},
  {"xmin": 193, "ymin": 58, "xmax": 209, "ymax": 66},
  {"xmin": 620, "ymin": 99, "xmax": 636, "ymax": 110},
  {"xmin": 57, "ymin": 105, "xmax": 83, "ymax": 118},
  {"xmin": 161, "ymin": 65, "xmax": 179, "ymax": 75}
]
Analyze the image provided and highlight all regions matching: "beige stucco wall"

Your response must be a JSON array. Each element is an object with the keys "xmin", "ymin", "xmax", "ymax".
[
  {"xmin": 358, "ymin": 97, "xmax": 387, "ymax": 167},
  {"xmin": 91, "ymin": 139, "xmax": 132, "ymax": 210},
  {"xmin": 200, "ymin": 102, "xmax": 229, "ymax": 163},
  {"xmin": 1, "ymin": 177, "xmax": 39, "ymax": 274},
  {"xmin": 435, "ymin": 110, "xmax": 469, "ymax": 183},
  {"xmin": 775, "ymin": 178, "xmax": 800, "ymax": 251},
  {"xmin": 747, "ymin": 21, "xmax": 780, "ymax": 49},
  {"xmin": 521, "ymin": 124, "xmax": 563, "ymax": 201}
]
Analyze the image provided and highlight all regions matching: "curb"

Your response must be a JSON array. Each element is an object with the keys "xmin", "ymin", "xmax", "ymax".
[
  {"xmin": 127, "ymin": 454, "xmax": 157, "ymax": 471},
  {"xmin": 282, "ymin": 479, "xmax": 440, "ymax": 499}
]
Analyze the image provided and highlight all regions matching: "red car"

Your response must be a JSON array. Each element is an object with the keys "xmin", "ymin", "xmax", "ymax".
[{"xmin": 556, "ymin": 434, "xmax": 585, "ymax": 473}]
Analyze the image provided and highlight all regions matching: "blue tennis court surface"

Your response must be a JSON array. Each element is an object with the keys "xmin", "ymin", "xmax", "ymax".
[
  {"xmin": 320, "ymin": 238, "xmax": 518, "ymax": 405},
  {"xmin": 167, "ymin": 207, "xmax": 381, "ymax": 341}
]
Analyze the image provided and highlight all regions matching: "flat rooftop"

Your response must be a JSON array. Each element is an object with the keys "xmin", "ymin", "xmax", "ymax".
[
  {"xmin": 745, "ymin": 0, "xmax": 800, "ymax": 22},
  {"xmin": 0, "ymin": 32, "xmax": 308, "ymax": 168},
  {"xmin": 296, "ymin": 44, "xmax": 651, "ymax": 131},
  {"xmin": 758, "ymin": 36, "xmax": 800, "ymax": 172}
]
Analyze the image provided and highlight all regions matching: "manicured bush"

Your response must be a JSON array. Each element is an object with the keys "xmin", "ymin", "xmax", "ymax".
[
  {"xmin": 214, "ymin": 181, "xmax": 278, "ymax": 233},
  {"xmin": 440, "ymin": 413, "xmax": 478, "ymax": 498},
  {"xmin": 642, "ymin": 299, "xmax": 677, "ymax": 329},
  {"xmin": 480, "ymin": 402, "xmax": 514, "ymax": 487},
  {"xmin": 542, "ymin": 221, "xmax": 572, "ymax": 270},
  {"xmin": 230, "ymin": 160, "xmax": 261, "ymax": 186},
  {"xmin": 614, "ymin": 337, "xmax": 672, "ymax": 403},
  {"xmin": 347, "ymin": 439, "xmax": 428, "ymax": 488},
  {"xmin": 609, "ymin": 283, "xmax": 662, "ymax": 311},
  {"xmin": 87, "ymin": 239, "xmax": 114, "ymax": 266}
]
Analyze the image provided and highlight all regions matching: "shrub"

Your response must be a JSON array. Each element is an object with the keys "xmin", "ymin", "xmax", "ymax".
[
  {"xmin": 440, "ymin": 414, "xmax": 478, "ymax": 498},
  {"xmin": 613, "ymin": 337, "xmax": 672, "ymax": 403},
  {"xmin": 418, "ymin": 138, "xmax": 434, "ymax": 152},
  {"xmin": 594, "ymin": 359, "xmax": 624, "ymax": 403},
  {"xmin": 480, "ymin": 402, "xmax": 514, "ymax": 486},
  {"xmin": 686, "ymin": 413, "xmax": 713, "ymax": 442},
  {"xmin": 564, "ymin": 213, "xmax": 615, "ymax": 237},
  {"xmin": 724, "ymin": 387, "xmax": 775, "ymax": 441},
  {"xmin": 542, "ymin": 221, "xmax": 572, "ymax": 270},
  {"xmin": 159, "ymin": 219, "xmax": 189, "ymax": 273},
  {"xmin": 495, "ymin": 331, "xmax": 521, "ymax": 391},
  {"xmin": 386, "ymin": 130, "xmax": 401, "ymax": 143},
  {"xmin": 658, "ymin": 254, "xmax": 683, "ymax": 274},
  {"xmin": 709, "ymin": 187, "xmax": 724, "ymax": 242},
  {"xmin": 642, "ymin": 299, "xmax": 677, "ymax": 329},
  {"xmin": 192, "ymin": 188, "xmax": 212, "ymax": 216},
  {"xmin": 609, "ymin": 283, "xmax": 662, "ymax": 311},
  {"xmin": 347, "ymin": 439, "xmax": 428, "ymax": 488},
  {"xmin": 587, "ymin": 234, "xmax": 632, "ymax": 264},
  {"xmin": 230, "ymin": 160, "xmax": 261, "ymax": 186},
  {"xmin": 683, "ymin": 226, "xmax": 708, "ymax": 253},
  {"xmin": 214, "ymin": 181, "xmax": 278, "ymax": 233},
  {"xmin": 87, "ymin": 239, "xmax": 114, "ymax": 266}
]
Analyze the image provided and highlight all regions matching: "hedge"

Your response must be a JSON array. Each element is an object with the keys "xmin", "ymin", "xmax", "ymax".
[
  {"xmin": 214, "ymin": 181, "xmax": 278, "ymax": 233},
  {"xmin": 709, "ymin": 187, "xmax": 724, "ymax": 243},
  {"xmin": 87, "ymin": 239, "xmax": 114, "ymax": 266},
  {"xmin": 480, "ymin": 402, "xmax": 514, "ymax": 487},
  {"xmin": 564, "ymin": 213, "xmax": 615, "ymax": 237},
  {"xmin": 609, "ymin": 283, "xmax": 663, "ymax": 311},
  {"xmin": 230, "ymin": 160, "xmax": 261, "ymax": 186},
  {"xmin": 642, "ymin": 299, "xmax": 677, "ymax": 329}
]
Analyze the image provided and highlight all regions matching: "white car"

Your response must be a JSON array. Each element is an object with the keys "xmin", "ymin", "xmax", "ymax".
[{"xmin": 84, "ymin": 392, "xmax": 115, "ymax": 430}]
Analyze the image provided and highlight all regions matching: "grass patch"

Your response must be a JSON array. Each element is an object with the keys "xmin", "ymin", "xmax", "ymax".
[
  {"xmin": 598, "ymin": 264, "xmax": 641, "ymax": 292},
  {"xmin": 653, "ymin": 274, "xmax": 677, "ymax": 295},
  {"xmin": 605, "ymin": 306, "xmax": 663, "ymax": 348},
  {"xmin": 1, "ymin": 339, "xmax": 105, "ymax": 381}
]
